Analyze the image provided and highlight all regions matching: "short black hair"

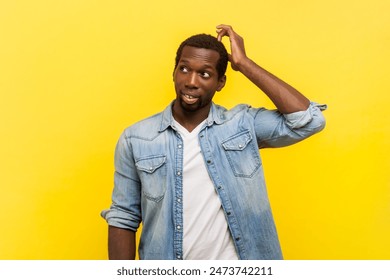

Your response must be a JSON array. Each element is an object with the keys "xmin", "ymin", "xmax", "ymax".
[{"xmin": 174, "ymin": 34, "xmax": 228, "ymax": 79}]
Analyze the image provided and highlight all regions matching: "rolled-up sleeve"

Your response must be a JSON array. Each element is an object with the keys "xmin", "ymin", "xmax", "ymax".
[
  {"xmin": 100, "ymin": 131, "xmax": 142, "ymax": 232},
  {"xmin": 254, "ymin": 102, "xmax": 327, "ymax": 148}
]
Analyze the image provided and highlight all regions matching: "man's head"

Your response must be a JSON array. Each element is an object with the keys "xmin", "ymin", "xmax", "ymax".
[
  {"xmin": 172, "ymin": 34, "xmax": 228, "ymax": 121},
  {"xmin": 174, "ymin": 34, "xmax": 228, "ymax": 79}
]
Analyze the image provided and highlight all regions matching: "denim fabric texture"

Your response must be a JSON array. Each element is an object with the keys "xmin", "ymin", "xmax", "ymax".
[{"xmin": 101, "ymin": 101, "xmax": 326, "ymax": 260}]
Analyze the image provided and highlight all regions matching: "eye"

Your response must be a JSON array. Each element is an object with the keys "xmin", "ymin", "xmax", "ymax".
[
  {"xmin": 200, "ymin": 72, "xmax": 211, "ymax": 78},
  {"xmin": 179, "ymin": 66, "xmax": 189, "ymax": 73}
]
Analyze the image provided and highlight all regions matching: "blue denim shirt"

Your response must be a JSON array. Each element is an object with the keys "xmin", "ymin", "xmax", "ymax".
[{"xmin": 101, "ymin": 101, "xmax": 326, "ymax": 260}]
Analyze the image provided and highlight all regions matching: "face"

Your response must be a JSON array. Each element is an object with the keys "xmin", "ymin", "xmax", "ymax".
[{"xmin": 173, "ymin": 46, "xmax": 226, "ymax": 116}]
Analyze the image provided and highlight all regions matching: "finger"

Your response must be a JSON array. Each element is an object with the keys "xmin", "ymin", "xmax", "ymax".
[
  {"xmin": 216, "ymin": 28, "xmax": 228, "ymax": 41},
  {"xmin": 216, "ymin": 24, "xmax": 233, "ymax": 31},
  {"xmin": 216, "ymin": 24, "xmax": 234, "ymax": 37}
]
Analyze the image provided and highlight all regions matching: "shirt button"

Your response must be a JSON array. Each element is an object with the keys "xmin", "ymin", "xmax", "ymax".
[
  {"xmin": 235, "ymin": 237, "xmax": 241, "ymax": 241},
  {"xmin": 238, "ymin": 144, "xmax": 243, "ymax": 148},
  {"xmin": 178, "ymin": 144, "xmax": 182, "ymax": 149},
  {"xmin": 200, "ymin": 134, "xmax": 204, "ymax": 138},
  {"xmin": 177, "ymin": 255, "xmax": 181, "ymax": 259},
  {"xmin": 149, "ymin": 167, "xmax": 153, "ymax": 171},
  {"xmin": 218, "ymin": 185, "xmax": 222, "ymax": 189},
  {"xmin": 177, "ymin": 225, "xmax": 181, "ymax": 230},
  {"xmin": 227, "ymin": 211, "xmax": 231, "ymax": 215},
  {"xmin": 177, "ymin": 198, "xmax": 181, "ymax": 203},
  {"xmin": 177, "ymin": 171, "xmax": 181, "ymax": 176},
  {"xmin": 207, "ymin": 160, "xmax": 212, "ymax": 164}
]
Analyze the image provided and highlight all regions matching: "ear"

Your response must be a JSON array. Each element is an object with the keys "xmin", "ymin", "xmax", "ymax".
[
  {"xmin": 172, "ymin": 67, "xmax": 177, "ymax": 81},
  {"xmin": 216, "ymin": 75, "xmax": 226, "ymax": 92}
]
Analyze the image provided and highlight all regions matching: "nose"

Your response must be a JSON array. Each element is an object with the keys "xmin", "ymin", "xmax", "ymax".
[{"xmin": 185, "ymin": 72, "xmax": 199, "ymax": 89}]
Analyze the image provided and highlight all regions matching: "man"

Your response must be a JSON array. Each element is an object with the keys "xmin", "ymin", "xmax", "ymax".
[{"xmin": 101, "ymin": 24, "xmax": 326, "ymax": 260}]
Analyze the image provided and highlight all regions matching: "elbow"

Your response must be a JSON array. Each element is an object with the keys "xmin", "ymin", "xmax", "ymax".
[
  {"xmin": 306, "ymin": 102, "xmax": 327, "ymax": 133},
  {"xmin": 312, "ymin": 112, "xmax": 326, "ymax": 133},
  {"xmin": 313, "ymin": 108, "xmax": 327, "ymax": 133}
]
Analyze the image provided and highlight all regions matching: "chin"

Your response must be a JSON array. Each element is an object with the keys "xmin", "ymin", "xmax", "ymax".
[{"xmin": 180, "ymin": 101, "xmax": 200, "ymax": 112}]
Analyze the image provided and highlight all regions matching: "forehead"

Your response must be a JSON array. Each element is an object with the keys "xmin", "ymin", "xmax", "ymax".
[{"xmin": 179, "ymin": 46, "xmax": 220, "ymax": 69}]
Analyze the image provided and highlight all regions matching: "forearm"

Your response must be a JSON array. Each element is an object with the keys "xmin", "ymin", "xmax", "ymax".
[
  {"xmin": 108, "ymin": 225, "xmax": 136, "ymax": 260},
  {"xmin": 237, "ymin": 58, "xmax": 310, "ymax": 114}
]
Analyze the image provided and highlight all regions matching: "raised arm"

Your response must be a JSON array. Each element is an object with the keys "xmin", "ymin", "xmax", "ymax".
[{"xmin": 216, "ymin": 24, "xmax": 310, "ymax": 114}]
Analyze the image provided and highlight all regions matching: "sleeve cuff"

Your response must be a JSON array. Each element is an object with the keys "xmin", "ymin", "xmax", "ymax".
[
  {"xmin": 101, "ymin": 208, "xmax": 140, "ymax": 232},
  {"xmin": 283, "ymin": 102, "xmax": 327, "ymax": 129}
]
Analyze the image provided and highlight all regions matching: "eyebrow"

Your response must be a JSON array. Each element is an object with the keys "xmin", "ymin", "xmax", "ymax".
[{"xmin": 179, "ymin": 59, "xmax": 216, "ymax": 70}]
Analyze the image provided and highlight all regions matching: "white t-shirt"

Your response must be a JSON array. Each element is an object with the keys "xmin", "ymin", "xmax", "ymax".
[{"xmin": 173, "ymin": 120, "xmax": 238, "ymax": 260}]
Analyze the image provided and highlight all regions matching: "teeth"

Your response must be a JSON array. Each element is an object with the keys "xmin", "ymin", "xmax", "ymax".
[{"xmin": 185, "ymin": 94, "xmax": 193, "ymax": 99}]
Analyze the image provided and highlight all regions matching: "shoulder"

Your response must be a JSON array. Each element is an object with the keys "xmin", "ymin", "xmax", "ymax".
[
  {"xmin": 122, "ymin": 111, "xmax": 164, "ymax": 141},
  {"xmin": 216, "ymin": 103, "xmax": 260, "ymax": 121}
]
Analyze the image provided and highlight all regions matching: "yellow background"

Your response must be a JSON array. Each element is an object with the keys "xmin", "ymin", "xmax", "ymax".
[{"xmin": 1, "ymin": 0, "xmax": 389, "ymax": 259}]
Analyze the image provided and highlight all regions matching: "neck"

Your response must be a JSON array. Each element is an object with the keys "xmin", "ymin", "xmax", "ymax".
[{"xmin": 172, "ymin": 103, "xmax": 210, "ymax": 132}]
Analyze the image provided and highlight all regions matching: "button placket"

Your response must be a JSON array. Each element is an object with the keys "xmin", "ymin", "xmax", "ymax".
[{"xmin": 173, "ymin": 132, "xmax": 184, "ymax": 261}]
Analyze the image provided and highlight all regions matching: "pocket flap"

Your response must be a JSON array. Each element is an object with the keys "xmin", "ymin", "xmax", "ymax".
[
  {"xmin": 222, "ymin": 131, "xmax": 252, "ymax": 151},
  {"xmin": 135, "ymin": 155, "xmax": 166, "ymax": 173}
]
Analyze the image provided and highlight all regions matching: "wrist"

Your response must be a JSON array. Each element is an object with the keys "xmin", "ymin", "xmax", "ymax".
[{"xmin": 235, "ymin": 57, "xmax": 254, "ymax": 73}]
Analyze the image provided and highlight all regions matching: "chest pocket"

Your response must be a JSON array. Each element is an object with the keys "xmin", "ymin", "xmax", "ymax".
[
  {"xmin": 135, "ymin": 155, "xmax": 167, "ymax": 202},
  {"xmin": 222, "ymin": 131, "xmax": 261, "ymax": 178}
]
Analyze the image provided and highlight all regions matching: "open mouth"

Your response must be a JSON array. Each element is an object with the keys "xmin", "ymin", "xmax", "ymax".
[{"xmin": 182, "ymin": 93, "xmax": 199, "ymax": 105}]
